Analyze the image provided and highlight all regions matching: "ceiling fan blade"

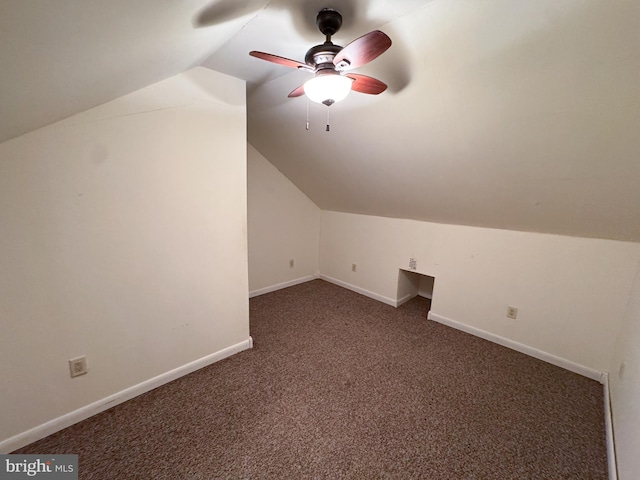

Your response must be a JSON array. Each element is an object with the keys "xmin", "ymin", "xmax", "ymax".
[
  {"xmin": 249, "ymin": 51, "xmax": 312, "ymax": 71},
  {"xmin": 334, "ymin": 30, "xmax": 392, "ymax": 71},
  {"xmin": 346, "ymin": 74, "xmax": 388, "ymax": 95},
  {"xmin": 288, "ymin": 85, "xmax": 306, "ymax": 98}
]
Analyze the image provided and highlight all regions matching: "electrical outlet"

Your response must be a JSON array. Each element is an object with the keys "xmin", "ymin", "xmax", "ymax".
[
  {"xmin": 289, "ymin": 259, "xmax": 294, "ymax": 268},
  {"xmin": 506, "ymin": 306, "xmax": 518, "ymax": 319},
  {"xmin": 351, "ymin": 263, "xmax": 357, "ymax": 272},
  {"xmin": 409, "ymin": 258, "xmax": 417, "ymax": 270},
  {"xmin": 69, "ymin": 356, "xmax": 88, "ymax": 378}
]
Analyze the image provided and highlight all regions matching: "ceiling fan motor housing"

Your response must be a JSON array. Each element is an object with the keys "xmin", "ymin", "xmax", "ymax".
[{"xmin": 304, "ymin": 42, "xmax": 342, "ymax": 68}]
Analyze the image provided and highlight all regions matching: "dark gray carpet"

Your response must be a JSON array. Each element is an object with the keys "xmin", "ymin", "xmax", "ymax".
[{"xmin": 15, "ymin": 279, "xmax": 608, "ymax": 479}]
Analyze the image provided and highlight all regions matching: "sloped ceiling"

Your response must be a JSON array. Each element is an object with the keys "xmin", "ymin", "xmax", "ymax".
[
  {"xmin": 3, "ymin": 1, "xmax": 640, "ymax": 241},
  {"xmin": 0, "ymin": 0, "xmax": 255, "ymax": 143}
]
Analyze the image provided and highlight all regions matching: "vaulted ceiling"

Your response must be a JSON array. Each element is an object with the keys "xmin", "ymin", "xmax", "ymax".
[{"xmin": 3, "ymin": 0, "xmax": 640, "ymax": 241}]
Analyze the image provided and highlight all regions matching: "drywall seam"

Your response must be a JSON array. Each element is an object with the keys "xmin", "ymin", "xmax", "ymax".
[
  {"xmin": 603, "ymin": 373, "xmax": 618, "ymax": 480},
  {"xmin": 319, "ymin": 275, "xmax": 399, "ymax": 307},
  {"xmin": 0, "ymin": 338, "xmax": 253, "ymax": 453},
  {"xmin": 427, "ymin": 312, "xmax": 603, "ymax": 381},
  {"xmin": 249, "ymin": 275, "xmax": 319, "ymax": 298}
]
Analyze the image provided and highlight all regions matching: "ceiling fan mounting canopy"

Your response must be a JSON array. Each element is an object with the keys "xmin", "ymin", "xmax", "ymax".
[
  {"xmin": 249, "ymin": 7, "xmax": 392, "ymax": 105},
  {"xmin": 316, "ymin": 8, "xmax": 342, "ymax": 37}
]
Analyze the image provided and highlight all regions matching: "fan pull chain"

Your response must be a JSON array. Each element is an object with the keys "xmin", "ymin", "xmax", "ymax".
[
  {"xmin": 306, "ymin": 97, "xmax": 310, "ymax": 130},
  {"xmin": 326, "ymin": 107, "xmax": 330, "ymax": 132}
]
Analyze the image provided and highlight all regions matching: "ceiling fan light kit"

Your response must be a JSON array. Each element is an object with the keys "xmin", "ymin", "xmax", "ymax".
[
  {"xmin": 249, "ymin": 8, "xmax": 392, "ymax": 110},
  {"xmin": 303, "ymin": 71, "xmax": 353, "ymax": 106}
]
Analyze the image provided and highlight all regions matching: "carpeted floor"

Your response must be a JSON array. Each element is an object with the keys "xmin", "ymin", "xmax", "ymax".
[{"xmin": 14, "ymin": 279, "xmax": 608, "ymax": 479}]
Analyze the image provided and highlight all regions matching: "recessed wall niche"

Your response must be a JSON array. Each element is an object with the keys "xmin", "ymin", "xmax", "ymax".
[{"xmin": 397, "ymin": 269, "xmax": 435, "ymax": 316}]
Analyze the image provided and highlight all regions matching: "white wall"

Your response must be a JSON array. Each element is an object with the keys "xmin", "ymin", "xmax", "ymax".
[
  {"xmin": 418, "ymin": 275, "xmax": 435, "ymax": 299},
  {"xmin": 247, "ymin": 144, "xmax": 320, "ymax": 295},
  {"xmin": 320, "ymin": 211, "xmax": 640, "ymax": 374},
  {"xmin": 609, "ymin": 259, "xmax": 640, "ymax": 479},
  {"xmin": 0, "ymin": 67, "xmax": 249, "ymax": 450}
]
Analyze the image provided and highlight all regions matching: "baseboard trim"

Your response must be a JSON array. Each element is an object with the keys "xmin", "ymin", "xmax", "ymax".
[
  {"xmin": 319, "ymin": 275, "xmax": 399, "ymax": 307},
  {"xmin": 0, "ymin": 337, "xmax": 253, "ymax": 454},
  {"xmin": 249, "ymin": 275, "xmax": 319, "ymax": 298},
  {"xmin": 602, "ymin": 373, "xmax": 618, "ymax": 480},
  {"xmin": 427, "ymin": 312, "xmax": 603, "ymax": 382}
]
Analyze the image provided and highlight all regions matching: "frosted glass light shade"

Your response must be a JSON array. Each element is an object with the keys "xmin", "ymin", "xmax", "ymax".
[{"xmin": 304, "ymin": 74, "xmax": 353, "ymax": 105}]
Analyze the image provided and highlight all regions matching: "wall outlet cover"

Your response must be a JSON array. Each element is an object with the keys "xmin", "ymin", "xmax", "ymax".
[{"xmin": 69, "ymin": 356, "xmax": 88, "ymax": 378}]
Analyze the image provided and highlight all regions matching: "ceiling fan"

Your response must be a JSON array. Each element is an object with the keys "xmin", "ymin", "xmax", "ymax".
[{"xmin": 249, "ymin": 8, "xmax": 392, "ymax": 107}]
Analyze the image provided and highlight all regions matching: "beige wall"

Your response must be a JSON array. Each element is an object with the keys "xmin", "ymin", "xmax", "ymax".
[
  {"xmin": 247, "ymin": 144, "xmax": 320, "ymax": 295},
  {"xmin": 320, "ymin": 211, "xmax": 640, "ymax": 374},
  {"xmin": 0, "ymin": 67, "xmax": 249, "ymax": 449},
  {"xmin": 610, "ymin": 259, "xmax": 640, "ymax": 479}
]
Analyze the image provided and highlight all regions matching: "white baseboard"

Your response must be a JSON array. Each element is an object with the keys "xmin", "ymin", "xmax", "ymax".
[
  {"xmin": 0, "ymin": 337, "xmax": 253, "ymax": 454},
  {"xmin": 602, "ymin": 373, "xmax": 618, "ymax": 480},
  {"xmin": 427, "ymin": 312, "xmax": 603, "ymax": 382},
  {"xmin": 319, "ymin": 275, "xmax": 399, "ymax": 307},
  {"xmin": 249, "ymin": 274, "xmax": 319, "ymax": 298}
]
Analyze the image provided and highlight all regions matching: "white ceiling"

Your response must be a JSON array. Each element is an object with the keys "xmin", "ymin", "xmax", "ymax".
[{"xmin": 3, "ymin": 0, "xmax": 640, "ymax": 241}]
